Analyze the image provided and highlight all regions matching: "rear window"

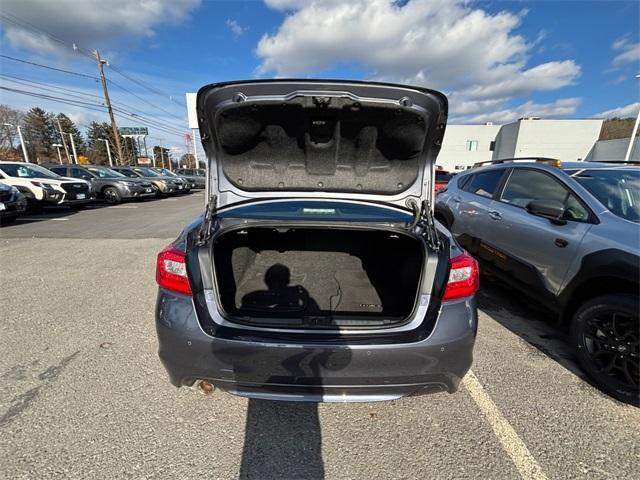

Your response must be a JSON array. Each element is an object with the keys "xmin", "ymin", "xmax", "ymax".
[
  {"xmin": 462, "ymin": 169, "xmax": 505, "ymax": 198},
  {"xmin": 218, "ymin": 200, "xmax": 412, "ymax": 222},
  {"xmin": 435, "ymin": 171, "xmax": 452, "ymax": 182}
]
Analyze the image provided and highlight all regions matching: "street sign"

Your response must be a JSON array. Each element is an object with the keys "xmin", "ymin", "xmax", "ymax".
[
  {"xmin": 119, "ymin": 127, "xmax": 148, "ymax": 136},
  {"xmin": 137, "ymin": 157, "xmax": 152, "ymax": 165}
]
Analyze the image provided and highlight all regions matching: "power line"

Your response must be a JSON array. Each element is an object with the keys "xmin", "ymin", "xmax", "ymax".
[
  {"xmin": 0, "ymin": 74, "xmax": 186, "ymax": 134},
  {"xmin": 1, "ymin": 86, "xmax": 186, "ymax": 138},
  {"xmin": 0, "ymin": 54, "xmax": 98, "ymax": 80},
  {"xmin": 0, "ymin": 73, "xmax": 104, "ymax": 102},
  {"xmin": 108, "ymin": 64, "xmax": 186, "ymax": 107},
  {"xmin": 108, "ymin": 78, "xmax": 185, "ymax": 121}
]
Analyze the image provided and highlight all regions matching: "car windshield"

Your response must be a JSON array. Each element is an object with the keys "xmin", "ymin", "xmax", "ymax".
[
  {"xmin": 134, "ymin": 167, "xmax": 160, "ymax": 177},
  {"xmin": 87, "ymin": 167, "xmax": 126, "ymax": 178},
  {"xmin": 218, "ymin": 200, "xmax": 413, "ymax": 222},
  {"xmin": 157, "ymin": 168, "xmax": 176, "ymax": 176},
  {"xmin": 0, "ymin": 163, "xmax": 60, "ymax": 179},
  {"xmin": 568, "ymin": 168, "xmax": 640, "ymax": 222}
]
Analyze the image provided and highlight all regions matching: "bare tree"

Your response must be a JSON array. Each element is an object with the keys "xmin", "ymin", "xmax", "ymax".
[{"xmin": 0, "ymin": 105, "xmax": 25, "ymax": 159}]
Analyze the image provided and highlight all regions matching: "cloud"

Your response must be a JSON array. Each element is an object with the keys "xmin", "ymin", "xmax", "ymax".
[
  {"xmin": 0, "ymin": 0, "xmax": 201, "ymax": 56},
  {"xmin": 466, "ymin": 98, "xmax": 582, "ymax": 124},
  {"xmin": 611, "ymin": 37, "xmax": 640, "ymax": 67},
  {"xmin": 226, "ymin": 19, "xmax": 248, "ymax": 37},
  {"xmin": 592, "ymin": 102, "xmax": 640, "ymax": 119},
  {"xmin": 256, "ymin": 0, "xmax": 581, "ymax": 123}
]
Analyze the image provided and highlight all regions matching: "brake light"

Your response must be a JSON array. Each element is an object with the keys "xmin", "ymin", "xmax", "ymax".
[
  {"xmin": 156, "ymin": 245, "xmax": 192, "ymax": 295},
  {"xmin": 442, "ymin": 252, "xmax": 479, "ymax": 301}
]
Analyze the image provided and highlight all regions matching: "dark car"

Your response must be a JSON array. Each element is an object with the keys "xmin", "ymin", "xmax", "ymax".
[
  {"xmin": 436, "ymin": 158, "xmax": 639, "ymax": 405},
  {"xmin": 46, "ymin": 165, "xmax": 156, "ymax": 204},
  {"xmin": 0, "ymin": 181, "xmax": 27, "ymax": 224},
  {"xmin": 155, "ymin": 80, "xmax": 479, "ymax": 403},
  {"xmin": 174, "ymin": 168, "xmax": 206, "ymax": 189},
  {"xmin": 111, "ymin": 166, "xmax": 186, "ymax": 196}
]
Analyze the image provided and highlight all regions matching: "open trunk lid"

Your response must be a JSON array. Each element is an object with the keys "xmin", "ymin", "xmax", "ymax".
[{"xmin": 196, "ymin": 80, "xmax": 448, "ymax": 211}]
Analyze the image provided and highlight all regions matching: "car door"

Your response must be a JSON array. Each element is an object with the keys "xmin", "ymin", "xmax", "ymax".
[
  {"xmin": 448, "ymin": 168, "xmax": 508, "ymax": 256},
  {"xmin": 481, "ymin": 167, "xmax": 593, "ymax": 299}
]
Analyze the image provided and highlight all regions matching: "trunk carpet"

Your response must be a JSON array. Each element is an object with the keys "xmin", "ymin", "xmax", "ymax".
[{"xmin": 235, "ymin": 251, "xmax": 382, "ymax": 315}]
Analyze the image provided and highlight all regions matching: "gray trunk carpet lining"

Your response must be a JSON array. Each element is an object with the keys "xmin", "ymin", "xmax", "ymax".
[{"xmin": 235, "ymin": 251, "xmax": 381, "ymax": 315}]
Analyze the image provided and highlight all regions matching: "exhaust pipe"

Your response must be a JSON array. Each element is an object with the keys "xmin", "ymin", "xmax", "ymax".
[{"xmin": 197, "ymin": 380, "xmax": 215, "ymax": 395}]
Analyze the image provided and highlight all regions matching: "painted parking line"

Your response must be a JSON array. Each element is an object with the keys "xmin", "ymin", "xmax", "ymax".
[
  {"xmin": 15, "ymin": 217, "xmax": 69, "ymax": 221},
  {"xmin": 463, "ymin": 370, "xmax": 547, "ymax": 480}
]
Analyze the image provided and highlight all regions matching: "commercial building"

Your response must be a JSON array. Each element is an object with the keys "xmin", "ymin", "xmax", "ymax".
[
  {"xmin": 437, "ymin": 123, "xmax": 501, "ymax": 171},
  {"xmin": 438, "ymin": 118, "xmax": 605, "ymax": 170}
]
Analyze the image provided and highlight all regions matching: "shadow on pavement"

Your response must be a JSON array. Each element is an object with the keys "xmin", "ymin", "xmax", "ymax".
[
  {"xmin": 476, "ymin": 277, "xmax": 588, "ymax": 381},
  {"xmin": 239, "ymin": 399, "xmax": 324, "ymax": 480}
]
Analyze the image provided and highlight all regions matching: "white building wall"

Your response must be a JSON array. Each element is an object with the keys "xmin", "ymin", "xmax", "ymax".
[
  {"xmin": 585, "ymin": 137, "xmax": 640, "ymax": 161},
  {"xmin": 437, "ymin": 124, "xmax": 501, "ymax": 171},
  {"xmin": 496, "ymin": 119, "xmax": 603, "ymax": 160}
]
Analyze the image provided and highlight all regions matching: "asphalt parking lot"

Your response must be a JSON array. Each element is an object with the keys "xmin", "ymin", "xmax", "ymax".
[{"xmin": 1, "ymin": 193, "xmax": 639, "ymax": 479}]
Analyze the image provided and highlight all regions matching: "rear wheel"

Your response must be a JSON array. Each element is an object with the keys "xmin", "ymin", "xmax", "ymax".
[
  {"xmin": 571, "ymin": 294, "xmax": 639, "ymax": 406},
  {"xmin": 103, "ymin": 187, "xmax": 122, "ymax": 204}
]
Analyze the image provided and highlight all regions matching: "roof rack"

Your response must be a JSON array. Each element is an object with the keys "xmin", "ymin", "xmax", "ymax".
[
  {"xmin": 588, "ymin": 160, "xmax": 640, "ymax": 166},
  {"xmin": 472, "ymin": 157, "xmax": 561, "ymax": 168}
]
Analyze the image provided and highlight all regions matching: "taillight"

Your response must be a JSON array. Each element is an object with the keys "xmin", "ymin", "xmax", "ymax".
[
  {"xmin": 156, "ymin": 245, "xmax": 192, "ymax": 296},
  {"xmin": 442, "ymin": 252, "xmax": 479, "ymax": 301}
]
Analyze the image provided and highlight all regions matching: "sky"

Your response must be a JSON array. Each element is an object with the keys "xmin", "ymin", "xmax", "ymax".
[{"xmin": 1, "ymin": 0, "xmax": 639, "ymax": 157}]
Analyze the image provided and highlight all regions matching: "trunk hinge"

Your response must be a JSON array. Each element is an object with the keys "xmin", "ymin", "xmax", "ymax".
[
  {"xmin": 407, "ymin": 198, "xmax": 442, "ymax": 252},
  {"xmin": 197, "ymin": 195, "xmax": 217, "ymax": 245}
]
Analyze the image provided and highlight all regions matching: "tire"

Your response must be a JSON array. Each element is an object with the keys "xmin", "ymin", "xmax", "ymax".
[
  {"xmin": 571, "ymin": 294, "xmax": 639, "ymax": 406},
  {"xmin": 103, "ymin": 187, "xmax": 122, "ymax": 205}
]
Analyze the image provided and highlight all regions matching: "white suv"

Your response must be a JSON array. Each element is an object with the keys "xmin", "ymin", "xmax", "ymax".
[{"xmin": 0, "ymin": 161, "xmax": 92, "ymax": 211}]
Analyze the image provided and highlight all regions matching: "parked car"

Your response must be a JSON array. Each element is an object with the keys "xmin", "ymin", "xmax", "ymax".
[
  {"xmin": 174, "ymin": 168, "xmax": 206, "ymax": 189},
  {"xmin": 111, "ymin": 166, "xmax": 187, "ymax": 196},
  {"xmin": 46, "ymin": 164, "xmax": 156, "ymax": 204},
  {"xmin": 0, "ymin": 181, "xmax": 27, "ymax": 224},
  {"xmin": 435, "ymin": 158, "xmax": 639, "ymax": 405},
  {"xmin": 155, "ymin": 79, "xmax": 479, "ymax": 402},
  {"xmin": 435, "ymin": 168, "xmax": 453, "ymax": 193},
  {"xmin": 0, "ymin": 161, "xmax": 91, "ymax": 211},
  {"xmin": 152, "ymin": 167, "xmax": 198, "ymax": 191}
]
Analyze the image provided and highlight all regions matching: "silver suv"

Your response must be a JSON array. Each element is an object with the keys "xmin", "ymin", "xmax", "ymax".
[
  {"xmin": 154, "ymin": 80, "xmax": 479, "ymax": 402},
  {"xmin": 436, "ymin": 159, "xmax": 639, "ymax": 404}
]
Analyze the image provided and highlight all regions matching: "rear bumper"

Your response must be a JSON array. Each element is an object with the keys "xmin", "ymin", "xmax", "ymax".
[{"xmin": 155, "ymin": 290, "xmax": 477, "ymax": 402}]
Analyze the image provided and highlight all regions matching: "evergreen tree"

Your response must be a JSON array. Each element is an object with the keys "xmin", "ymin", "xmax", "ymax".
[{"xmin": 23, "ymin": 107, "xmax": 56, "ymax": 163}]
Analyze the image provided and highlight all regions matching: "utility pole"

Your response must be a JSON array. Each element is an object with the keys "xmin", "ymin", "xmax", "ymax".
[
  {"xmin": 68, "ymin": 132, "xmax": 79, "ymax": 164},
  {"xmin": 159, "ymin": 144, "xmax": 165, "ymax": 169},
  {"xmin": 94, "ymin": 50, "xmax": 124, "ymax": 164},
  {"xmin": 191, "ymin": 128, "xmax": 199, "ymax": 168},
  {"xmin": 55, "ymin": 117, "xmax": 71, "ymax": 163},
  {"xmin": 102, "ymin": 139, "xmax": 113, "ymax": 166}
]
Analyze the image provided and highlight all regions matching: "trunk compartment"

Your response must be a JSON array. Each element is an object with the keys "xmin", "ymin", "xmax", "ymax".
[{"xmin": 212, "ymin": 227, "xmax": 423, "ymax": 328}]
